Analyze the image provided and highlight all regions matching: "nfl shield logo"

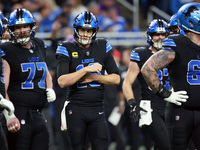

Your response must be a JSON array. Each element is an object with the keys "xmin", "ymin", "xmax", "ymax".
[
  {"xmin": 29, "ymin": 49, "xmax": 33, "ymax": 53},
  {"xmin": 175, "ymin": 115, "xmax": 180, "ymax": 121},
  {"xmin": 86, "ymin": 51, "xmax": 90, "ymax": 56},
  {"xmin": 69, "ymin": 110, "xmax": 72, "ymax": 115}
]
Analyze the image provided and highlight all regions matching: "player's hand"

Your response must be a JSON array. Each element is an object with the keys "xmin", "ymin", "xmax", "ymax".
[
  {"xmin": 164, "ymin": 88, "xmax": 188, "ymax": 106},
  {"xmin": 7, "ymin": 117, "xmax": 21, "ymax": 132},
  {"xmin": 46, "ymin": 88, "xmax": 56, "ymax": 102},
  {"xmin": 2, "ymin": 108, "xmax": 21, "ymax": 132},
  {"xmin": 0, "ymin": 94, "xmax": 14, "ymax": 115},
  {"xmin": 79, "ymin": 73, "xmax": 95, "ymax": 83},
  {"xmin": 128, "ymin": 99, "xmax": 147, "ymax": 122},
  {"xmin": 85, "ymin": 63, "xmax": 102, "ymax": 73}
]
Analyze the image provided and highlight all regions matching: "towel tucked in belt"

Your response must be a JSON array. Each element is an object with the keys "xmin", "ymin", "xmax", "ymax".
[
  {"xmin": 61, "ymin": 101, "xmax": 69, "ymax": 131},
  {"xmin": 139, "ymin": 100, "xmax": 152, "ymax": 127}
]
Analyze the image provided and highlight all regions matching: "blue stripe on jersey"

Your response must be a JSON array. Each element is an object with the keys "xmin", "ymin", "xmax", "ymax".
[
  {"xmin": 163, "ymin": 47, "xmax": 173, "ymax": 51},
  {"xmin": 44, "ymin": 43, "xmax": 47, "ymax": 48},
  {"xmin": 56, "ymin": 46, "xmax": 69, "ymax": 57},
  {"xmin": 0, "ymin": 49, "xmax": 5, "ymax": 56},
  {"xmin": 42, "ymin": 40, "xmax": 47, "ymax": 48},
  {"xmin": 162, "ymin": 39, "xmax": 176, "ymax": 47},
  {"xmin": 106, "ymin": 42, "xmax": 112, "ymax": 53},
  {"xmin": 1, "ymin": 59, "xmax": 4, "ymax": 83},
  {"xmin": 130, "ymin": 51, "xmax": 140, "ymax": 61}
]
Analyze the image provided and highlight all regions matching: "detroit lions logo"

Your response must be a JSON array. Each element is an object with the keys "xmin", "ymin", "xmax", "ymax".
[
  {"xmin": 82, "ymin": 58, "xmax": 94, "ymax": 63},
  {"xmin": 28, "ymin": 57, "xmax": 39, "ymax": 62},
  {"xmin": 183, "ymin": 6, "xmax": 199, "ymax": 19}
]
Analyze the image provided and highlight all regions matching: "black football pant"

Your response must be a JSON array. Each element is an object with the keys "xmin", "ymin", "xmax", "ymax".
[
  {"xmin": 66, "ymin": 103, "xmax": 108, "ymax": 150},
  {"xmin": 143, "ymin": 109, "xmax": 170, "ymax": 150},
  {"xmin": 7, "ymin": 106, "xmax": 49, "ymax": 150},
  {"xmin": 165, "ymin": 103, "xmax": 200, "ymax": 150},
  {"xmin": 0, "ymin": 122, "xmax": 8, "ymax": 150}
]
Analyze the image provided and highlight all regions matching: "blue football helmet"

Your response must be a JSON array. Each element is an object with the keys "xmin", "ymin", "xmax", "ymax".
[
  {"xmin": 0, "ymin": 11, "xmax": 8, "ymax": 38},
  {"xmin": 73, "ymin": 11, "xmax": 99, "ymax": 45},
  {"xmin": 169, "ymin": 14, "xmax": 178, "ymax": 27},
  {"xmin": 147, "ymin": 19, "xmax": 167, "ymax": 49},
  {"xmin": 7, "ymin": 8, "xmax": 36, "ymax": 45},
  {"xmin": 177, "ymin": 2, "xmax": 200, "ymax": 34},
  {"xmin": 166, "ymin": 14, "xmax": 181, "ymax": 34}
]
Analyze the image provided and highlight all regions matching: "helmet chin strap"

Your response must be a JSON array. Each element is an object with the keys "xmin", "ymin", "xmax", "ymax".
[
  {"xmin": 16, "ymin": 37, "xmax": 30, "ymax": 45},
  {"xmin": 153, "ymin": 42, "xmax": 162, "ymax": 50},
  {"xmin": 77, "ymin": 34, "xmax": 92, "ymax": 45}
]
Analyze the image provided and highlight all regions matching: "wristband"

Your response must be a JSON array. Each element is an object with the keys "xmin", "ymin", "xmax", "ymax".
[
  {"xmin": 127, "ymin": 98, "xmax": 136, "ymax": 108},
  {"xmin": 156, "ymin": 84, "xmax": 171, "ymax": 99}
]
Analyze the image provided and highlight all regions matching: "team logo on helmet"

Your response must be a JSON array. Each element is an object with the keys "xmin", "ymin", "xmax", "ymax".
[{"xmin": 183, "ymin": 6, "xmax": 199, "ymax": 19}]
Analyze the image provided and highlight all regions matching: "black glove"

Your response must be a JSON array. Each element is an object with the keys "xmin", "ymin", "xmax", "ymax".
[{"xmin": 128, "ymin": 99, "xmax": 147, "ymax": 122}]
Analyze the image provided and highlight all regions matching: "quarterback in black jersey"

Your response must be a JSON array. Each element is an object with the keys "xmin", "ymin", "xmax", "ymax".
[
  {"xmin": 141, "ymin": 3, "xmax": 200, "ymax": 150},
  {"xmin": 0, "ymin": 9, "xmax": 56, "ymax": 150},
  {"xmin": 56, "ymin": 11, "xmax": 120, "ymax": 150},
  {"xmin": 123, "ymin": 19, "xmax": 170, "ymax": 150}
]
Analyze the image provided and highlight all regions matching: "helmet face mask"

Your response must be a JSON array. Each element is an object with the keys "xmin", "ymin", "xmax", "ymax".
[
  {"xmin": 73, "ymin": 11, "xmax": 99, "ymax": 46},
  {"xmin": 75, "ymin": 27, "xmax": 94, "ymax": 45},
  {"xmin": 8, "ymin": 8, "xmax": 36, "ymax": 45},
  {"xmin": 11, "ymin": 24, "xmax": 32, "ymax": 45},
  {"xmin": 146, "ymin": 19, "xmax": 167, "ymax": 50},
  {"xmin": 177, "ymin": 2, "xmax": 200, "ymax": 34},
  {"xmin": 166, "ymin": 14, "xmax": 181, "ymax": 35}
]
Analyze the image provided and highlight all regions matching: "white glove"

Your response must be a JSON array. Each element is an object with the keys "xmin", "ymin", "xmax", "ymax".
[
  {"xmin": 46, "ymin": 88, "xmax": 56, "ymax": 102},
  {"xmin": 0, "ymin": 94, "xmax": 15, "ymax": 115},
  {"xmin": 164, "ymin": 88, "xmax": 188, "ymax": 106},
  {"xmin": 3, "ymin": 109, "xmax": 16, "ymax": 122}
]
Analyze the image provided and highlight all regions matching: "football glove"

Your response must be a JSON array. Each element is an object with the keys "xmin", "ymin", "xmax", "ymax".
[
  {"xmin": 156, "ymin": 84, "xmax": 188, "ymax": 106},
  {"xmin": 164, "ymin": 88, "xmax": 188, "ymax": 105},
  {"xmin": 46, "ymin": 88, "xmax": 56, "ymax": 102},
  {"xmin": 0, "ymin": 94, "xmax": 14, "ymax": 115},
  {"xmin": 128, "ymin": 99, "xmax": 147, "ymax": 122}
]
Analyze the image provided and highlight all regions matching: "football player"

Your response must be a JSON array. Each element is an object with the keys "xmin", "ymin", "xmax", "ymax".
[
  {"xmin": 56, "ymin": 11, "xmax": 120, "ymax": 150},
  {"xmin": 0, "ymin": 8, "xmax": 56, "ymax": 150},
  {"xmin": 122, "ymin": 19, "xmax": 170, "ymax": 150},
  {"xmin": 141, "ymin": 2, "xmax": 200, "ymax": 150}
]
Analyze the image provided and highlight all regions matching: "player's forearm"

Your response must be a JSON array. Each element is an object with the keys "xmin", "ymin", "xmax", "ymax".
[
  {"xmin": 141, "ymin": 50, "xmax": 174, "ymax": 92},
  {"xmin": 46, "ymin": 70, "xmax": 53, "ymax": 88},
  {"xmin": 58, "ymin": 68, "xmax": 88, "ymax": 88},
  {"xmin": 141, "ymin": 64, "xmax": 160, "ymax": 92},
  {"xmin": 94, "ymin": 74, "xmax": 120, "ymax": 85},
  {"xmin": 122, "ymin": 80, "xmax": 135, "ymax": 101}
]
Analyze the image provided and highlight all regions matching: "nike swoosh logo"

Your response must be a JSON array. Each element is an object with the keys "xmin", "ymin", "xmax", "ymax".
[{"xmin": 98, "ymin": 112, "xmax": 104, "ymax": 115}]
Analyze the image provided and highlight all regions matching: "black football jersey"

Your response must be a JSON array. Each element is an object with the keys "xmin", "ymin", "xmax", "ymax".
[
  {"xmin": 56, "ymin": 38, "xmax": 119, "ymax": 106},
  {"xmin": 163, "ymin": 34, "xmax": 200, "ymax": 109},
  {"xmin": 130, "ymin": 47, "xmax": 170, "ymax": 109},
  {"xmin": 0, "ymin": 38, "xmax": 48, "ymax": 108}
]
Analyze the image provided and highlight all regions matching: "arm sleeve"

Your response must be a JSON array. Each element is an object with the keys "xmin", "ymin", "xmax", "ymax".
[{"xmin": 56, "ymin": 55, "xmax": 69, "ymax": 78}]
